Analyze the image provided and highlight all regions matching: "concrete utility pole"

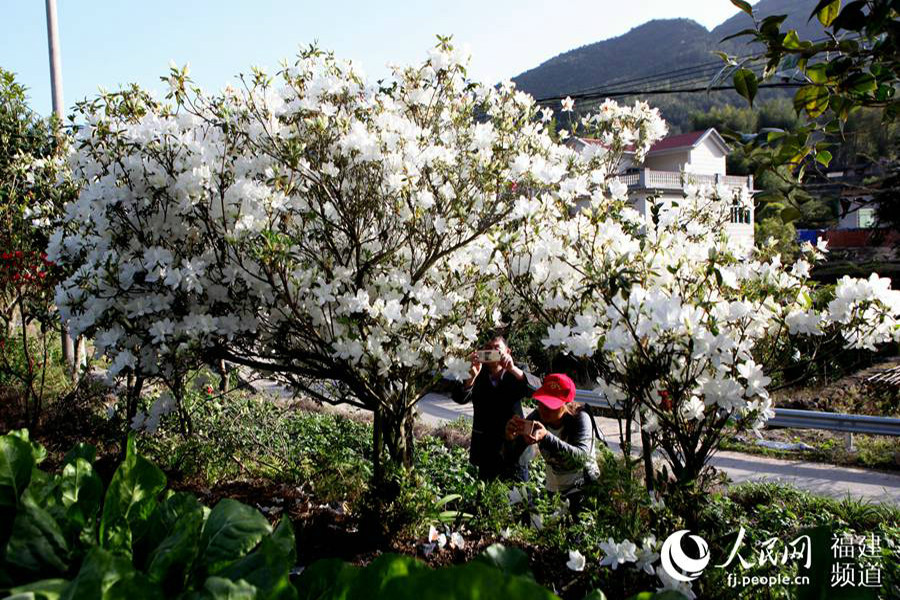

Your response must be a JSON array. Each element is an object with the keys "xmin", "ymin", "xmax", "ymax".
[
  {"xmin": 45, "ymin": 0, "xmax": 76, "ymax": 369},
  {"xmin": 45, "ymin": 0, "xmax": 64, "ymax": 118}
]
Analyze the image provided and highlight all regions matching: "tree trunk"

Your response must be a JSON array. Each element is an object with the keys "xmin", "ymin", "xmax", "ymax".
[
  {"xmin": 126, "ymin": 373, "xmax": 144, "ymax": 427},
  {"xmin": 217, "ymin": 359, "xmax": 229, "ymax": 393},
  {"xmin": 372, "ymin": 405, "xmax": 385, "ymax": 488},
  {"xmin": 381, "ymin": 406, "xmax": 415, "ymax": 470},
  {"xmin": 641, "ymin": 429, "xmax": 655, "ymax": 492},
  {"xmin": 61, "ymin": 326, "xmax": 74, "ymax": 370},
  {"xmin": 370, "ymin": 402, "xmax": 416, "ymax": 496},
  {"xmin": 72, "ymin": 336, "xmax": 86, "ymax": 383}
]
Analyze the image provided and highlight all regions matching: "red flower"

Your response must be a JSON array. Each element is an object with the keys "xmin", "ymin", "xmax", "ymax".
[{"xmin": 659, "ymin": 390, "xmax": 673, "ymax": 411}]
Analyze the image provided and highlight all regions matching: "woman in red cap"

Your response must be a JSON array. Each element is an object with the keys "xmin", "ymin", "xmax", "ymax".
[{"xmin": 505, "ymin": 373, "xmax": 600, "ymax": 510}]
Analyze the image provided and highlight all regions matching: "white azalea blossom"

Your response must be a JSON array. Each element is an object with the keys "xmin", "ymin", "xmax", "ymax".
[
  {"xmin": 656, "ymin": 565, "xmax": 696, "ymax": 599},
  {"xmin": 566, "ymin": 550, "xmax": 586, "ymax": 572},
  {"xmin": 449, "ymin": 531, "xmax": 465, "ymax": 550},
  {"xmin": 599, "ymin": 538, "xmax": 638, "ymax": 570},
  {"xmin": 635, "ymin": 536, "xmax": 659, "ymax": 575}
]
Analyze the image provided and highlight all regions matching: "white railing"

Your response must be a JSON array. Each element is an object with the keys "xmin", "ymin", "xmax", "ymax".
[
  {"xmin": 624, "ymin": 169, "xmax": 754, "ymax": 192},
  {"xmin": 618, "ymin": 172, "xmax": 640, "ymax": 186},
  {"xmin": 650, "ymin": 170, "xmax": 684, "ymax": 188}
]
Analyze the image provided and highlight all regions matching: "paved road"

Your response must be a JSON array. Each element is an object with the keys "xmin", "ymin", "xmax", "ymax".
[{"xmin": 416, "ymin": 393, "xmax": 900, "ymax": 505}]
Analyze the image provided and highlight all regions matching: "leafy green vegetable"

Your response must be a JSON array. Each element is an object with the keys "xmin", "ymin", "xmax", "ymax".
[
  {"xmin": 198, "ymin": 498, "xmax": 272, "ymax": 575},
  {"xmin": 99, "ymin": 435, "xmax": 167, "ymax": 556}
]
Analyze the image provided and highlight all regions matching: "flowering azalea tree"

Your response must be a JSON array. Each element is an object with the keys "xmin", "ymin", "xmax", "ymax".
[
  {"xmin": 52, "ymin": 40, "xmax": 617, "ymax": 482},
  {"xmin": 1, "ymin": 68, "xmax": 75, "ymax": 424},
  {"xmin": 496, "ymin": 101, "xmax": 900, "ymax": 491}
]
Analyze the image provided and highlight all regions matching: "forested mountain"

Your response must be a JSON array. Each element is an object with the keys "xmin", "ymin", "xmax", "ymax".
[{"xmin": 511, "ymin": 0, "xmax": 827, "ymax": 132}]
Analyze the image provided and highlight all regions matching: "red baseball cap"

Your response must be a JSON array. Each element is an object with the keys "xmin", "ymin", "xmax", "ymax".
[{"xmin": 533, "ymin": 373, "xmax": 576, "ymax": 409}]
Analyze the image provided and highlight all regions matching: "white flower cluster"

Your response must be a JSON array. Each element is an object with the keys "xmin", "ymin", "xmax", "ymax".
[
  {"xmin": 50, "ymin": 41, "xmax": 595, "ymax": 407},
  {"xmin": 499, "ymin": 140, "xmax": 900, "ymax": 479},
  {"xmin": 568, "ymin": 536, "xmax": 693, "ymax": 599},
  {"xmin": 422, "ymin": 524, "xmax": 465, "ymax": 556}
]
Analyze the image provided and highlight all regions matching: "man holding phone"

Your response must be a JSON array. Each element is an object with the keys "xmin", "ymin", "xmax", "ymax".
[{"xmin": 451, "ymin": 334, "xmax": 539, "ymax": 482}]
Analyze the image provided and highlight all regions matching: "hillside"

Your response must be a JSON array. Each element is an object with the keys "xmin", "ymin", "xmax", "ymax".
[{"xmin": 512, "ymin": 0, "xmax": 827, "ymax": 132}]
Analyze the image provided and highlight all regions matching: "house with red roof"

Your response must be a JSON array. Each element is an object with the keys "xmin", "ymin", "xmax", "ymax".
[{"xmin": 572, "ymin": 128, "xmax": 755, "ymax": 252}]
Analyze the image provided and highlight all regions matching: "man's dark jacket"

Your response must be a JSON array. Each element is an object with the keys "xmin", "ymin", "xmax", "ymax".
[{"xmin": 451, "ymin": 369, "xmax": 538, "ymax": 478}]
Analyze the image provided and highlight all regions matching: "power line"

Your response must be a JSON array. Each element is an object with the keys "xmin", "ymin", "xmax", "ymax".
[
  {"xmin": 535, "ymin": 82, "xmax": 802, "ymax": 105},
  {"xmin": 536, "ymin": 34, "xmax": 849, "ymax": 106}
]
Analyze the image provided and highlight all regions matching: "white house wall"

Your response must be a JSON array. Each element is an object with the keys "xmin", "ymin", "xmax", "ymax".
[
  {"xmin": 688, "ymin": 141, "xmax": 727, "ymax": 175},
  {"xmin": 643, "ymin": 151, "xmax": 689, "ymax": 172}
]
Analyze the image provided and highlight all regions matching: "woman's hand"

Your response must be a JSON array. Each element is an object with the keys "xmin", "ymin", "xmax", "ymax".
[
  {"xmin": 523, "ymin": 420, "xmax": 547, "ymax": 445},
  {"xmin": 464, "ymin": 351, "xmax": 482, "ymax": 388},
  {"xmin": 506, "ymin": 416, "xmax": 525, "ymax": 440},
  {"xmin": 498, "ymin": 350, "xmax": 525, "ymax": 381}
]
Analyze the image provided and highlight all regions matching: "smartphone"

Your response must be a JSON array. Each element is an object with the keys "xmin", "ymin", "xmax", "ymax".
[
  {"xmin": 523, "ymin": 420, "xmax": 536, "ymax": 436},
  {"xmin": 476, "ymin": 349, "xmax": 502, "ymax": 363}
]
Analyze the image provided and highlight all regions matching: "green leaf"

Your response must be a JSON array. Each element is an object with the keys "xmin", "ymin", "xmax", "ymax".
[
  {"xmin": 760, "ymin": 14, "xmax": 788, "ymax": 37},
  {"xmin": 730, "ymin": 0, "xmax": 753, "ymax": 15},
  {"xmin": 198, "ymin": 498, "xmax": 272, "ymax": 575},
  {"xmin": 60, "ymin": 459, "xmax": 103, "ymax": 529},
  {"xmin": 144, "ymin": 496, "xmax": 205, "ymax": 591},
  {"xmin": 806, "ymin": 63, "xmax": 828, "ymax": 84},
  {"xmin": 433, "ymin": 494, "xmax": 462, "ymax": 509},
  {"xmin": 99, "ymin": 435, "xmax": 167, "ymax": 556},
  {"xmin": 217, "ymin": 536, "xmax": 297, "ymax": 600},
  {"xmin": 345, "ymin": 554, "xmax": 426, "ymax": 599},
  {"xmin": 844, "ymin": 72, "xmax": 877, "ymax": 94},
  {"xmin": 832, "ymin": 0, "xmax": 867, "ymax": 32},
  {"xmin": 733, "ymin": 69, "xmax": 758, "ymax": 106},
  {"xmin": 198, "ymin": 577, "xmax": 258, "ymax": 600},
  {"xmin": 293, "ymin": 558, "xmax": 359, "ymax": 600},
  {"xmin": 816, "ymin": 150, "xmax": 833, "ymax": 166},
  {"xmin": 8, "ymin": 430, "xmax": 48, "ymax": 465},
  {"xmin": 1, "ymin": 433, "xmax": 35, "ymax": 509},
  {"xmin": 794, "ymin": 85, "xmax": 829, "ymax": 118},
  {"xmin": 5, "ymin": 498, "xmax": 70, "ymax": 581},
  {"xmin": 812, "ymin": 0, "xmax": 841, "ymax": 26},
  {"xmin": 7, "ymin": 578, "xmax": 69, "ymax": 600},
  {"xmin": 474, "ymin": 544, "xmax": 534, "ymax": 580},
  {"xmin": 782, "ymin": 30, "xmax": 802, "ymax": 50},
  {"xmin": 719, "ymin": 28, "xmax": 760, "ymax": 43},
  {"xmin": 381, "ymin": 560, "xmax": 556, "ymax": 600},
  {"xmin": 0, "ymin": 433, "xmax": 36, "ymax": 562},
  {"xmin": 270, "ymin": 517, "xmax": 297, "ymax": 566},
  {"xmin": 781, "ymin": 206, "xmax": 803, "ymax": 223},
  {"xmin": 62, "ymin": 444, "xmax": 96, "ymax": 467},
  {"xmin": 60, "ymin": 547, "xmax": 137, "ymax": 600},
  {"xmin": 582, "ymin": 592, "xmax": 608, "ymax": 600}
]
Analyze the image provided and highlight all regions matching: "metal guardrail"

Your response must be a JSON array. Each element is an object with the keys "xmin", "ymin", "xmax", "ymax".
[
  {"xmin": 766, "ymin": 409, "xmax": 900, "ymax": 436},
  {"xmin": 573, "ymin": 389, "xmax": 900, "ymax": 437}
]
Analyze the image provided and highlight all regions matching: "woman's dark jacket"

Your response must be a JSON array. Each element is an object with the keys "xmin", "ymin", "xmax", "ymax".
[{"xmin": 451, "ymin": 369, "xmax": 538, "ymax": 477}]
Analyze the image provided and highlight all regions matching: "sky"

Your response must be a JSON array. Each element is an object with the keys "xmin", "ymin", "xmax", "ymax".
[{"xmin": 2, "ymin": 1, "xmax": 755, "ymax": 116}]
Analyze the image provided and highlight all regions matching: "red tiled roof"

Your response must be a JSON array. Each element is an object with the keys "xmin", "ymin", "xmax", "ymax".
[
  {"xmin": 647, "ymin": 130, "xmax": 707, "ymax": 153},
  {"xmin": 575, "ymin": 129, "xmax": 717, "ymax": 154}
]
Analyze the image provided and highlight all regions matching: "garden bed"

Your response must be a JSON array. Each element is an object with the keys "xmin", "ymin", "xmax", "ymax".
[{"xmin": 3, "ymin": 381, "xmax": 899, "ymax": 599}]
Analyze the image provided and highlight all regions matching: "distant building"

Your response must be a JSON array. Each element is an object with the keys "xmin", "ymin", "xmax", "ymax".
[
  {"xmin": 814, "ymin": 164, "xmax": 897, "ymax": 249},
  {"xmin": 572, "ymin": 128, "xmax": 755, "ymax": 251}
]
